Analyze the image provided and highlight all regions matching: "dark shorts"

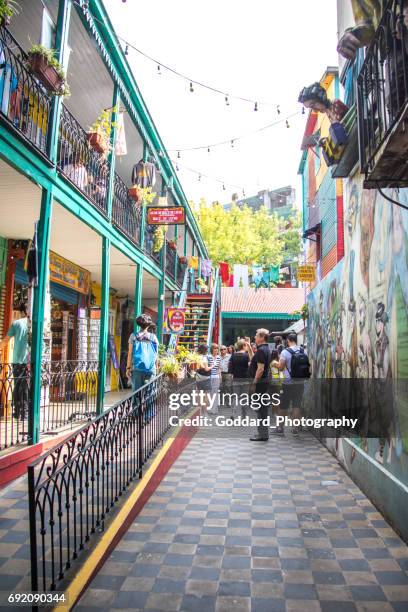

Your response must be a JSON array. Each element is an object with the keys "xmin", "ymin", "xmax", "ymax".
[{"xmin": 281, "ymin": 381, "xmax": 305, "ymax": 411}]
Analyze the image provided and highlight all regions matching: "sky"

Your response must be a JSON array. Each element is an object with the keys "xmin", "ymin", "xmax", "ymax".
[{"xmin": 104, "ymin": 0, "xmax": 339, "ymax": 207}]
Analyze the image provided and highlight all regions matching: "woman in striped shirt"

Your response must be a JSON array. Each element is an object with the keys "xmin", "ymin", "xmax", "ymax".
[{"xmin": 207, "ymin": 343, "xmax": 221, "ymax": 412}]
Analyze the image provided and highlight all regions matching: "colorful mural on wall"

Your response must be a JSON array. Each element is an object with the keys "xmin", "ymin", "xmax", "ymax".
[{"xmin": 307, "ymin": 173, "xmax": 408, "ymax": 485}]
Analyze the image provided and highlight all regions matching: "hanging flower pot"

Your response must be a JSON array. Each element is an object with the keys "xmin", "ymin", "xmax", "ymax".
[
  {"xmin": 128, "ymin": 184, "xmax": 142, "ymax": 203},
  {"xmin": 28, "ymin": 53, "xmax": 64, "ymax": 93},
  {"xmin": 168, "ymin": 240, "xmax": 177, "ymax": 250},
  {"xmin": 27, "ymin": 46, "xmax": 69, "ymax": 95},
  {"xmin": 179, "ymin": 256, "xmax": 188, "ymax": 265},
  {"xmin": 0, "ymin": 0, "xmax": 20, "ymax": 27},
  {"xmin": 87, "ymin": 132, "xmax": 108, "ymax": 154}
]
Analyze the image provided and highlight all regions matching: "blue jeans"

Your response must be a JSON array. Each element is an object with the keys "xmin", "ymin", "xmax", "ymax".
[{"xmin": 131, "ymin": 370, "xmax": 153, "ymax": 392}]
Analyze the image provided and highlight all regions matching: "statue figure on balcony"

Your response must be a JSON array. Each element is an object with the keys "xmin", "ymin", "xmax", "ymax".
[
  {"xmin": 337, "ymin": 0, "xmax": 388, "ymax": 59},
  {"xmin": 298, "ymin": 82, "xmax": 349, "ymax": 123}
]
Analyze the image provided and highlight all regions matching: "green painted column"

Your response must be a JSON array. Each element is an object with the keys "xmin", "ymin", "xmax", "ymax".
[
  {"xmin": 106, "ymin": 84, "xmax": 120, "ymax": 220},
  {"xmin": 157, "ymin": 241, "xmax": 166, "ymax": 343},
  {"xmin": 97, "ymin": 237, "xmax": 111, "ymax": 414},
  {"xmin": 134, "ymin": 262, "xmax": 143, "ymax": 332},
  {"xmin": 47, "ymin": 0, "xmax": 72, "ymax": 160},
  {"xmin": 174, "ymin": 224, "xmax": 179, "ymax": 280},
  {"xmin": 183, "ymin": 226, "xmax": 188, "ymax": 256},
  {"xmin": 29, "ymin": 188, "xmax": 53, "ymax": 445}
]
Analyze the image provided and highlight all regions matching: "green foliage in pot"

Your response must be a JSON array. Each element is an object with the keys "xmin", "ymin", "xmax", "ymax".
[
  {"xmin": 159, "ymin": 355, "xmax": 182, "ymax": 378},
  {"xmin": 27, "ymin": 44, "xmax": 70, "ymax": 96},
  {"xmin": 0, "ymin": 0, "xmax": 20, "ymax": 24}
]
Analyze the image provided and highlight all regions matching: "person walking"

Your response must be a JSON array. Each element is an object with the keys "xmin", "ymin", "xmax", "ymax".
[
  {"xmin": 207, "ymin": 343, "xmax": 221, "ymax": 412},
  {"xmin": 126, "ymin": 314, "xmax": 158, "ymax": 392},
  {"xmin": 228, "ymin": 338, "xmax": 251, "ymax": 415},
  {"xmin": 219, "ymin": 345, "xmax": 231, "ymax": 387},
  {"xmin": 273, "ymin": 335, "xmax": 284, "ymax": 355},
  {"xmin": 248, "ymin": 329, "xmax": 272, "ymax": 441},
  {"xmin": 0, "ymin": 303, "xmax": 29, "ymax": 419},
  {"xmin": 271, "ymin": 331, "xmax": 310, "ymax": 435}
]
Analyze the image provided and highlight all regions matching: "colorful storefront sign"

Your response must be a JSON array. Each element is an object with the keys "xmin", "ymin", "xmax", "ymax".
[
  {"xmin": 163, "ymin": 308, "xmax": 186, "ymax": 334},
  {"xmin": 147, "ymin": 206, "xmax": 186, "ymax": 225},
  {"xmin": 49, "ymin": 251, "xmax": 91, "ymax": 295}
]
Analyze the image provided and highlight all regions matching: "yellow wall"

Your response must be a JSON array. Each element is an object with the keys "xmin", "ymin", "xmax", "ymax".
[{"xmin": 91, "ymin": 281, "xmax": 121, "ymax": 392}]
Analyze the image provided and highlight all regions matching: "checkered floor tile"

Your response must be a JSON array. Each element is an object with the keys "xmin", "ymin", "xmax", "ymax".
[{"xmin": 76, "ymin": 433, "xmax": 408, "ymax": 612}]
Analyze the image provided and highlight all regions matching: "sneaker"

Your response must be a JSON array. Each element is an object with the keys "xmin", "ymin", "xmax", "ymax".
[{"xmin": 270, "ymin": 426, "xmax": 284, "ymax": 435}]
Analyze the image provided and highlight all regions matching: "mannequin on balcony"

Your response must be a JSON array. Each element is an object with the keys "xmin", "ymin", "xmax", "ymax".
[{"xmin": 337, "ymin": 1, "xmax": 405, "ymax": 60}]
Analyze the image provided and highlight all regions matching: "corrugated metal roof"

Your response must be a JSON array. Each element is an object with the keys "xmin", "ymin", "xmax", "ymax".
[{"xmin": 221, "ymin": 287, "xmax": 305, "ymax": 314}]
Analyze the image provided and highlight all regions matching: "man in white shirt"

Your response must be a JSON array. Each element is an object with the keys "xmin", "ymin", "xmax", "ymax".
[{"xmin": 219, "ymin": 345, "xmax": 231, "ymax": 386}]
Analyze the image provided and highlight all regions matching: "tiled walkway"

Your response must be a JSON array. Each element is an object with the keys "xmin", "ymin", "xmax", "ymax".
[{"xmin": 76, "ymin": 433, "xmax": 408, "ymax": 612}]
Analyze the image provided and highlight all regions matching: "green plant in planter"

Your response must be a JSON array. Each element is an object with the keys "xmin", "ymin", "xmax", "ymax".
[
  {"xmin": 89, "ymin": 107, "xmax": 118, "ymax": 149},
  {"xmin": 159, "ymin": 355, "xmax": 182, "ymax": 379},
  {"xmin": 0, "ymin": 0, "xmax": 20, "ymax": 25},
  {"xmin": 27, "ymin": 44, "xmax": 70, "ymax": 96}
]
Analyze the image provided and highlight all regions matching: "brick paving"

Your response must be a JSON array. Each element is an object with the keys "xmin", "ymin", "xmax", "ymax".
[{"xmin": 76, "ymin": 433, "xmax": 408, "ymax": 612}]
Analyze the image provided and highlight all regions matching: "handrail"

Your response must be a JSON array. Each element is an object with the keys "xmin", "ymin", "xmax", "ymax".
[
  {"xmin": 28, "ymin": 373, "xmax": 187, "ymax": 593},
  {"xmin": 167, "ymin": 266, "xmax": 189, "ymax": 353},
  {"xmin": 206, "ymin": 268, "xmax": 220, "ymax": 347}
]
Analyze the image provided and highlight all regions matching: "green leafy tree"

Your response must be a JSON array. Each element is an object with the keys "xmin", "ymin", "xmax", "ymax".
[{"xmin": 195, "ymin": 200, "xmax": 297, "ymax": 267}]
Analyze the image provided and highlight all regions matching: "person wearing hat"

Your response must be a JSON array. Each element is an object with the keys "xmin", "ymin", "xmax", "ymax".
[{"xmin": 126, "ymin": 314, "xmax": 159, "ymax": 391}]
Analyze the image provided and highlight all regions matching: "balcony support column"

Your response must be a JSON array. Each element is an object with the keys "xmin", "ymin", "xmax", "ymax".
[
  {"xmin": 97, "ymin": 237, "xmax": 111, "ymax": 414},
  {"xmin": 47, "ymin": 0, "xmax": 72, "ymax": 161},
  {"xmin": 106, "ymin": 84, "xmax": 120, "ymax": 220},
  {"xmin": 29, "ymin": 188, "xmax": 53, "ymax": 445},
  {"xmin": 134, "ymin": 262, "xmax": 143, "ymax": 331}
]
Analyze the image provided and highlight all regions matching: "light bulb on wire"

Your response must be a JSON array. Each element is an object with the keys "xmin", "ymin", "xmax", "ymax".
[
  {"xmin": 286, "ymin": 119, "xmax": 290, "ymax": 128},
  {"xmin": 157, "ymin": 64, "xmax": 161, "ymax": 75},
  {"xmin": 225, "ymin": 95, "xmax": 230, "ymax": 106},
  {"xmin": 125, "ymin": 44, "xmax": 129, "ymax": 56},
  {"xmin": 254, "ymin": 101, "xmax": 258, "ymax": 112},
  {"xmin": 189, "ymin": 82, "xmax": 194, "ymax": 93},
  {"xmin": 222, "ymin": 184, "xmax": 226, "ymax": 191},
  {"xmin": 277, "ymin": 105, "xmax": 281, "ymax": 115},
  {"xmin": 198, "ymin": 174, "xmax": 201, "ymax": 182},
  {"xmin": 231, "ymin": 140, "xmax": 234, "ymax": 148},
  {"xmin": 177, "ymin": 151, "xmax": 181, "ymax": 159},
  {"xmin": 207, "ymin": 147, "xmax": 210, "ymax": 154}
]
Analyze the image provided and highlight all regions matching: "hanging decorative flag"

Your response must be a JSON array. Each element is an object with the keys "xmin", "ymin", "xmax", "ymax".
[{"xmin": 115, "ymin": 112, "xmax": 127, "ymax": 156}]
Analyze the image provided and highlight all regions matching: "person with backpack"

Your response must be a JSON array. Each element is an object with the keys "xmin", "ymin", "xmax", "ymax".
[
  {"xmin": 271, "ymin": 331, "xmax": 310, "ymax": 435},
  {"xmin": 126, "ymin": 314, "xmax": 159, "ymax": 391}
]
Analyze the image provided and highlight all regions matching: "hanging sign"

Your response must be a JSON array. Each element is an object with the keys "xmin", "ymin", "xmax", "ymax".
[
  {"xmin": 49, "ymin": 251, "xmax": 91, "ymax": 295},
  {"xmin": 147, "ymin": 206, "xmax": 186, "ymax": 225},
  {"xmin": 163, "ymin": 308, "xmax": 186, "ymax": 334},
  {"xmin": 297, "ymin": 264, "xmax": 316, "ymax": 282}
]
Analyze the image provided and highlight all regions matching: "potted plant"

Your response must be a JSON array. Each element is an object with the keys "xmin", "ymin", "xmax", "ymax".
[
  {"xmin": 184, "ymin": 351, "xmax": 203, "ymax": 372},
  {"xmin": 128, "ymin": 184, "xmax": 142, "ymax": 203},
  {"xmin": 153, "ymin": 226, "xmax": 166, "ymax": 253},
  {"xmin": 27, "ymin": 45, "xmax": 69, "ymax": 96},
  {"xmin": 88, "ymin": 108, "xmax": 116, "ymax": 154},
  {"xmin": 168, "ymin": 239, "xmax": 177, "ymax": 250},
  {"xmin": 0, "ymin": 0, "xmax": 19, "ymax": 26},
  {"xmin": 159, "ymin": 355, "xmax": 182, "ymax": 381},
  {"xmin": 179, "ymin": 256, "xmax": 188, "ymax": 265}
]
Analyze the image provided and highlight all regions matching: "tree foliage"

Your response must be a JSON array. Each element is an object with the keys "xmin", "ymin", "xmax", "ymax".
[{"xmin": 195, "ymin": 200, "xmax": 301, "ymax": 267}]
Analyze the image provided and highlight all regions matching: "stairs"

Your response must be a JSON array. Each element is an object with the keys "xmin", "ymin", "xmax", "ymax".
[{"xmin": 177, "ymin": 293, "xmax": 213, "ymax": 352}]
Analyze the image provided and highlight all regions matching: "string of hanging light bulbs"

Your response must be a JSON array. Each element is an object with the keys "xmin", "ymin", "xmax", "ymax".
[
  {"xmin": 77, "ymin": 0, "xmax": 289, "ymax": 113},
  {"xmin": 170, "ymin": 110, "xmax": 303, "ymax": 156}
]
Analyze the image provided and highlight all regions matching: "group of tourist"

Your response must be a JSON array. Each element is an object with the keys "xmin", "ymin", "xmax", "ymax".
[{"xmin": 192, "ymin": 329, "xmax": 310, "ymax": 440}]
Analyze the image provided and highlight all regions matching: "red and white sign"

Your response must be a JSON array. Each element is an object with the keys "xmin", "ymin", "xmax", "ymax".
[
  {"xmin": 164, "ymin": 308, "xmax": 186, "ymax": 334},
  {"xmin": 147, "ymin": 206, "xmax": 186, "ymax": 225}
]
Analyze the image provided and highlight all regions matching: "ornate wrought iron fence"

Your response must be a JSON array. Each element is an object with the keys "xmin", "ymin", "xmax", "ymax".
[
  {"xmin": 357, "ymin": 0, "xmax": 408, "ymax": 175},
  {"xmin": 28, "ymin": 374, "xmax": 182, "ymax": 593},
  {"xmin": 57, "ymin": 105, "xmax": 110, "ymax": 215},
  {"xmin": 0, "ymin": 25, "xmax": 51, "ymax": 154},
  {"xmin": 0, "ymin": 362, "xmax": 30, "ymax": 450},
  {"xmin": 0, "ymin": 361, "xmax": 99, "ymax": 452},
  {"xmin": 112, "ymin": 173, "xmax": 142, "ymax": 245}
]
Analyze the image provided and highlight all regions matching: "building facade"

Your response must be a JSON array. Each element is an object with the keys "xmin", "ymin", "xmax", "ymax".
[
  {"xmin": 0, "ymin": 0, "xmax": 207, "ymax": 449},
  {"xmin": 300, "ymin": 2, "xmax": 408, "ymax": 538}
]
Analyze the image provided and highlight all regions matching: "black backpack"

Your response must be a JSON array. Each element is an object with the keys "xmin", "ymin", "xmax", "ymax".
[{"xmin": 288, "ymin": 347, "xmax": 311, "ymax": 379}]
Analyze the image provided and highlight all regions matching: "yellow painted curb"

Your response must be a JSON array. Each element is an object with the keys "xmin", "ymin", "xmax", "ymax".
[{"xmin": 55, "ymin": 432, "xmax": 181, "ymax": 612}]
